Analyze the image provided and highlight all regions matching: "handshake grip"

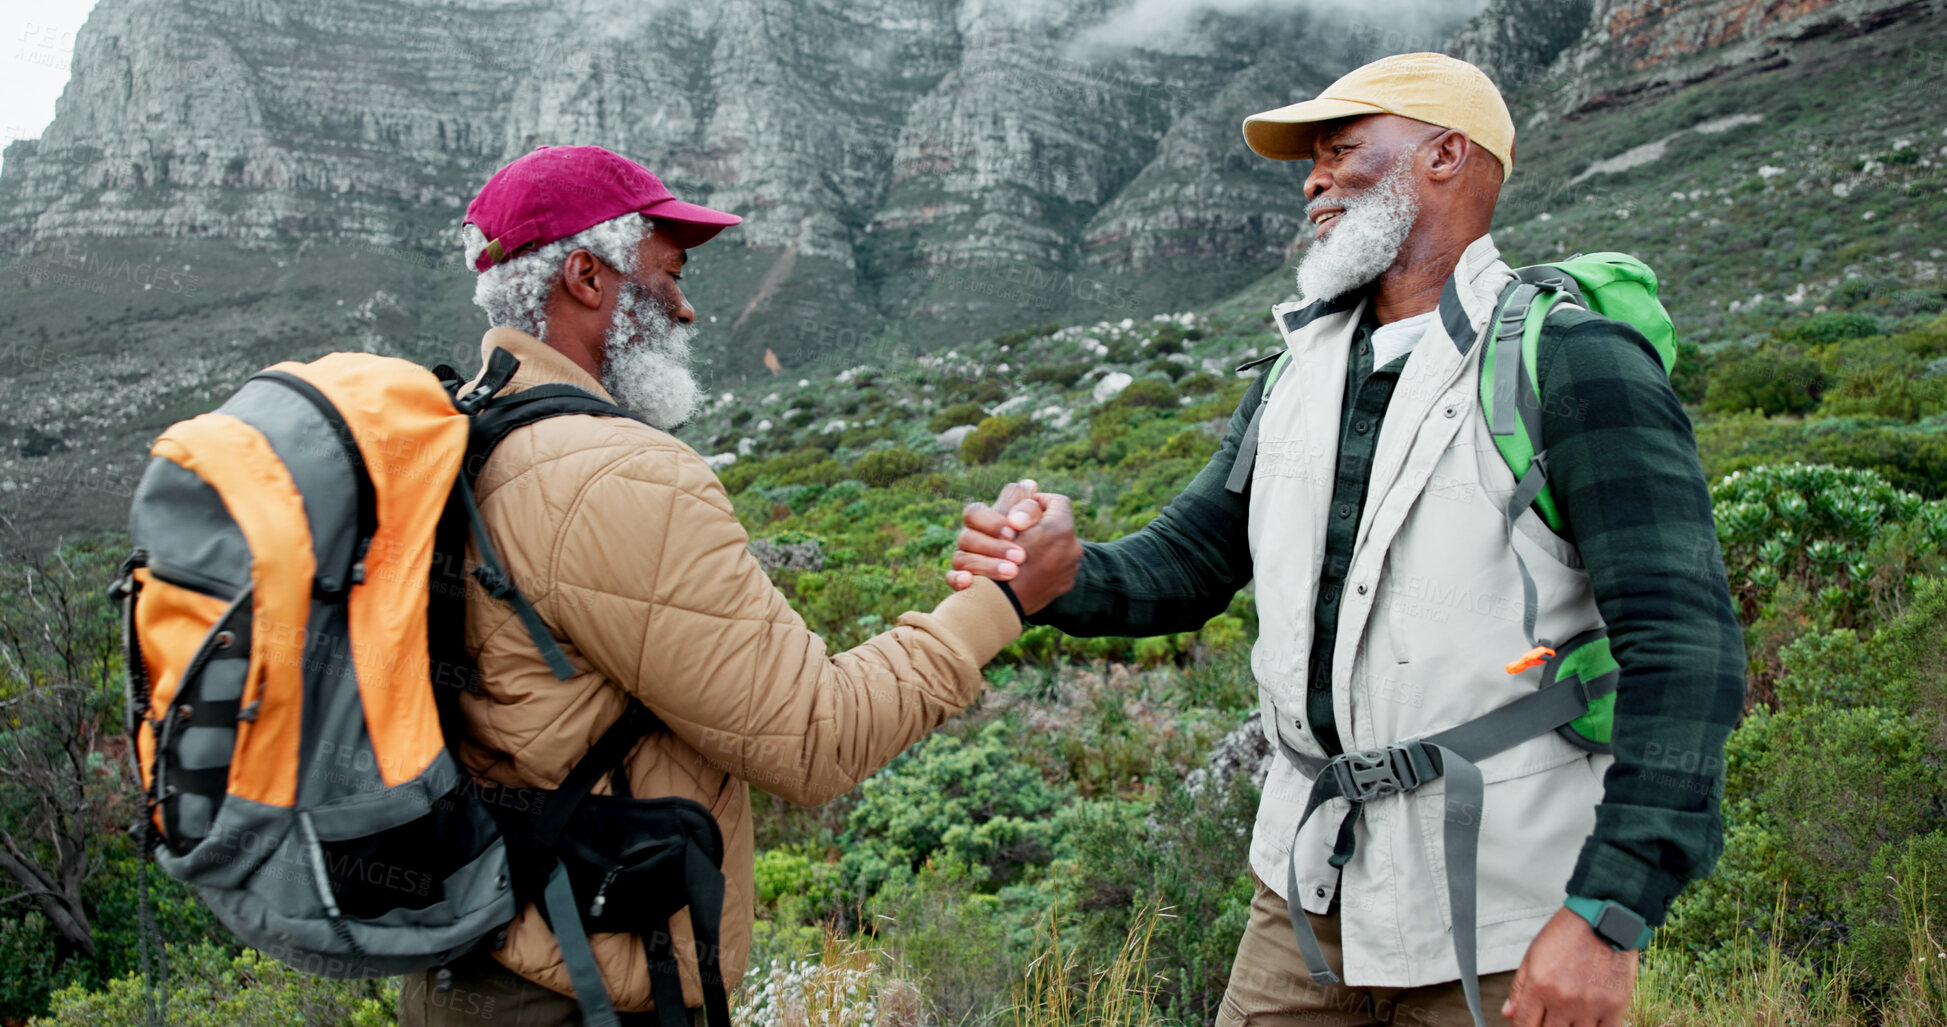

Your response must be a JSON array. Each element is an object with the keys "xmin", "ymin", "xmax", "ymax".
[{"xmin": 948, "ymin": 479, "xmax": 1083, "ymax": 616}]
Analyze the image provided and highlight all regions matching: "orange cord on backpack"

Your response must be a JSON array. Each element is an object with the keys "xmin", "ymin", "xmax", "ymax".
[{"xmin": 1505, "ymin": 646, "xmax": 1556, "ymax": 675}]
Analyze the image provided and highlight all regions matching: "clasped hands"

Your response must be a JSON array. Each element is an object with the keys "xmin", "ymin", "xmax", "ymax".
[{"xmin": 946, "ymin": 479, "xmax": 1082, "ymax": 616}]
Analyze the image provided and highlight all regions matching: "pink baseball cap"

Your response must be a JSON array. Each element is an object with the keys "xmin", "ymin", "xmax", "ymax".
[{"xmin": 465, "ymin": 145, "xmax": 741, "ymax": 272}]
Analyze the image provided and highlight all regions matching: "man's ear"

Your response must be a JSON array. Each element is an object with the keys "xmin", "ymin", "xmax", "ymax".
[
  {"xmin": 1424, "ymin": 130, "xmax": 1472, "ymax": 184},
  {"xmin": 558, "ymin": 249, "xmax": 607, "ymax": 310}
]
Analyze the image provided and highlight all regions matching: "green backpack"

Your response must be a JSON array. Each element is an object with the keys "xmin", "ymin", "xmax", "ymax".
[
  {"xmin": 1480, "ymin": 253, "xmax": 1676, "ymax": 749},
  {"xmin": 1250, "ymin": 253, "xmax": 1678, "ymax": 750}
]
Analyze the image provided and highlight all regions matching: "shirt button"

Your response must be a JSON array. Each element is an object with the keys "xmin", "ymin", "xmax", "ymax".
[
  {"xmin": 1354, "ymin": 420, "xmax": 1370, "ymax": 435},
  {"xmin": 1357, "ymin": 584, "xmax": 1368, "ymax": 595},
  {"xmin": 1315, "ymin": 887, "xmax": 1327, "ymax": 899},
  {"xmin": 1337, "ymin": 504, "xmax": 1352, "ymax": 519},
  {"xmin": 1321, "ymin": 588, "xmax": 1338, "ymax": 604},
  {"xmin": 1444, "ymin": 406, "xmax": 1458, "ymax": 418},
  {"xmin": 1359, "ymin": 343, "xmax": 1370, "ymax": 356}
]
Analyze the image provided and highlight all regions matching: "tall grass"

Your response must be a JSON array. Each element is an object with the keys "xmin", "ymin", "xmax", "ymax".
[
  {"xmin": 736, "ymin": 872, "xmax": 1947, "ymax": 1026},
  {"xmin": 1011, "ymin": 905, "xmax": 1167, "ymax": 1027},
  {"xmin": 1631, "ymin": 880, "xmax": 1947, "ymax": 1027}
]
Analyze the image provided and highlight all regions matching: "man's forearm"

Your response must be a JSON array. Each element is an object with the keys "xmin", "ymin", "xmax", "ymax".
[
  {"xmin": 1032, "ymin": 495, "xmax": 1252, "ymax": 636},
  {"xmin": 1030, "ymin": 376, "xmax": 1263, "ymax": 637}
]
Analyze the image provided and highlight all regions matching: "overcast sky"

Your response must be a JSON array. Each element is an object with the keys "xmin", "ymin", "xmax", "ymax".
[{"xmin": 1, "ymin": 0, "xmax": 102, "ymax": 174}]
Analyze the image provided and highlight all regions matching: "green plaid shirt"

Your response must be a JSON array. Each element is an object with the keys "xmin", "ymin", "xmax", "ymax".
[{"xmin": 1031, "ymin": 305, "xmax": 1747, "ymax": 927}]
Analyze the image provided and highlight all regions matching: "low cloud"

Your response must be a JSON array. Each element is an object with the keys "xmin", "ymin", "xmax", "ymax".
[{"xmin": 1075, "ymin": 0, "xmax": 1488, "ymax": 51}]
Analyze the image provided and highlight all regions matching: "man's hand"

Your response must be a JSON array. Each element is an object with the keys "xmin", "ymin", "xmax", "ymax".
[
  {"xmin": 949, "ymin": 479, "xmax": 1045, "ymax": 587},
  {"xmin": 948, "ymin": 480, "xmax": 1081, "ymax": 615},
  {"xmin": 1501, "ymin": 906, "xmax": 1639, "ymax": 1027}
]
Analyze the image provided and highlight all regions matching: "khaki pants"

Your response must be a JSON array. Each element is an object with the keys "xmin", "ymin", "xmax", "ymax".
[
  {"xmin": 1219, "ymin": 874, "xmax": 1514, "ymax": 1026},
  {"xmin": 398, "ymin": 949, "xmax": 706, "ymax": 1027}
]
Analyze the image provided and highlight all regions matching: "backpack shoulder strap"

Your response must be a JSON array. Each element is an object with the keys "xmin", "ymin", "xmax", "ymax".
[
  {"xmin": 466, "ymin": 383, "xmax": 646, "ymax": 479},
  {"xmin": 449, "ymin": 353, "xmax": 648, "ymax": 682},
  {"xmin": 1483, "ymin": 274, "xmax": 1580, "ymax": 532}
]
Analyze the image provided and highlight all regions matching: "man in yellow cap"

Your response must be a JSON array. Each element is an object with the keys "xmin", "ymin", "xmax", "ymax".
[{"xmin": 949, "ymin": 52, "xmax": 1743, "ymax": 1027}]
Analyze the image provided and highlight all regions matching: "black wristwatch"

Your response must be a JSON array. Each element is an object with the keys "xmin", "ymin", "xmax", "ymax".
[{"xmin": 1564, "ymin": 897, "xmax": 1653, "ymax": 951}]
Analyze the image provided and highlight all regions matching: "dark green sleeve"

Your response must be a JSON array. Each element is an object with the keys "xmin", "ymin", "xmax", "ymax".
[
  {"xmin": 1029, "ymin": 375, "xmax": 1263, "ymax": 637},
  {"xmin": 1537, "ymin": 309, "xmax": 1748, "ymax": 927}
]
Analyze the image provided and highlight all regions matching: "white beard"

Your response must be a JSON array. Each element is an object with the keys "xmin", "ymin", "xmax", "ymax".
[
  {"xmin": 1294, "ymin": 153, "xmax": 1422, "ymax": 306},
  {"xmin": 600, "ymin": 283, "xmax": 702, "ymax": 430}
]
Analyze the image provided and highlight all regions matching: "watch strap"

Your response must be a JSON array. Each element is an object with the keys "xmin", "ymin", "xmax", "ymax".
[{"xmin": 1564, "ymin": 896, "xmax": 1653, "ymax": 951}]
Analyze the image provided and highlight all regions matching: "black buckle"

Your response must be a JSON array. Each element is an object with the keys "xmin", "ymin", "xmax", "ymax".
[{"xmin": 455, "ymin": 348, "xmax": 521, "ymax": 414}]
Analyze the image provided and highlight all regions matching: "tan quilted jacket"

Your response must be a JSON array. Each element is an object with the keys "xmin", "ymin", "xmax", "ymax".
[{"xmin": 453, "ymin": 328, "xmax": 1021, "ymax": 1012}]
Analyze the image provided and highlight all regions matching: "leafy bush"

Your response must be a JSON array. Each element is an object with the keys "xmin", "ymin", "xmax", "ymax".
[
  {"xmin": 1024, "ymin": 363, "xmax": 1090, "ymax": 389},
  {"xmin": 1060, "ymin": 760, "xmax": 1259, "ymax": 1024},
  {"xmin": 961, "ymin": 415, "xmax": 1035, "ymax": 465},
  {"xmin": 852, "ymin": 448, "xmax": 926, "ymax": 487},
  {"xmin": 34, "ymin": 944, "xmax": 397, "ymax": 1027},
  {"xmin": 1712, "ymin": 464, "xmax": 1947, "ymax": 631},
  {"xmin": 928, "ymin": 402, "xmax": 986, "ymax": 433},
  {"xmin": 1711, "ymin": 464, "xmax": 1947, "ymax": 691},
  {"xmin": 1786, "ymin": 311, "xmax": 1883, "ymax": 345},
  {"xmin": 1175, "ymin": 373, "xmax": 1219, "ymax": 396},
  {"xmin": 839, "ymin": 722, "xmax": 1072, "ymax": 901},
  {"xmin": 1702, "ymin": 348, "xmax": 1824, "ymax": 415},
  {"xmin": 721, "ymin": 446, "xmax": 850, "ymax": 495},
  {"xmin": 1662, "ymin": 576, "xmax": 1947, "ymax": 1004},
  {"xmin": 1104, "ymin": 379, "xmax": 1175, "ymax": 411}
]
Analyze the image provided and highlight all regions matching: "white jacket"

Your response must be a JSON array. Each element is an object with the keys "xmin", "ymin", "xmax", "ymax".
[{"xmin": 1245, "ymin": 234, "xmax": 1614, "ymax": 987}]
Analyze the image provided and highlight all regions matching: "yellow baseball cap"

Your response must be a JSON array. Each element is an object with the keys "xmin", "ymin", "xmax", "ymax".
[{"xmin": 1243, "ymin": 52, "xmax": 1515, "ymax": 173}]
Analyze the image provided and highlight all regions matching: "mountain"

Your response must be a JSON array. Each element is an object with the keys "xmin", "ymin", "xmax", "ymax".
[
  {"xmin": 1, "ymin": 0, "xmax": 1943, "ymax": 548},
  {"xmin": 0, "ymin": 0, "xmax": 1355, "ymax": 369}
]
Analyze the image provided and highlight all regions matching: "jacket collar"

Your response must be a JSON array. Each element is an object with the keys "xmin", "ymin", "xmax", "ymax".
[
  {"xmin": 477, "ymin": 327, "xmax": 620, "ymax": 404},
  {"xmin": 1434, "ymin": 233, "xmax": 1509, "ymax": 356}
]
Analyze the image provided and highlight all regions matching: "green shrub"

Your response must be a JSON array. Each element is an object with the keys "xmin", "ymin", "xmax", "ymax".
[
  {"xmin": 1176, "ymin": 373, "xmax": 1219, "ymax": 396},
  {"xmin": 839, "ymin": 722, "xmax": 1073, "ymax": 901},
  {"xmin": 34, "ymin": 944, "xmax": 397, "ymax": 1027},
  {"xmin": 1062, "ymin": 759, "xmax": 1259, "ymax": 1024},
  {"xmin": 961, "ymin": 415, "xmax": 1035, "ymax": 465},
  {"xmin": 0, "ymin": 914, "xmax": 77, "ymax": 1023},
  {"xmin": 1786, "ymin": 310, "xmax": 1882, "ymax": 345},
  {"xmin": 1702, "ymin": 348, "xmax": 1824, "ymax": 415},
  {"xmin": 1807, "ymin": 428, "xmax": 1947, "ymax": 499},
  {"xmin": 928, "ymin": 402, "xmax": 987, "ymax": 432},
  {"xmin": 1712, "ymin": 464, "xmax": 1947, "ymax": 630},
  {"xmin": 1665, "ymin": 576, "xmax": 1947, "ymax": 1002},
  {"xmin": 852, "ymin": 447, "xmax": 926, "ymax": 487},
  {"xmin": 1105, "ymin": 379, "xmax": 1175, "ymax": 411},
  {"xmin": 1712, "ymin": 464, "xmax": 1947, "ymax": 691},
  {"xmin": 1024, "ymin": 363, "xmax": 1090, "ymax": 389}
]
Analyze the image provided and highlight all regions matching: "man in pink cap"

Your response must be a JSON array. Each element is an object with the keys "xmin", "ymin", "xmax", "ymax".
[
  {"xmin": 459, "ymin": 145, "xmax": 744, "ymax": 428},
  {"xmin": 401, "ymin": 146, "xmax": 1079, "ymax": 1025}
]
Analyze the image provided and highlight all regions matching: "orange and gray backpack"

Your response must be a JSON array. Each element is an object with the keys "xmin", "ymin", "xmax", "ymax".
[{"xmin": 112, "ymin": 348, "xmax": 731, "ymax": 1027}]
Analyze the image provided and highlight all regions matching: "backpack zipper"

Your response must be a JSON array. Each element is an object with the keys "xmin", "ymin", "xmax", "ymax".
[{"xmin": 147, "ymin": 559, "xmax": 241, "ymax": 601}]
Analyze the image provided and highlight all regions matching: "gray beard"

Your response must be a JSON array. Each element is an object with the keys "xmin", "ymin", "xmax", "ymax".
[
  {"xmin": 601, "ymin": 283, "xmax": 702, "ymax": 430},
  {"xmin": 1294, "ymin": 153, "xmax": 1422, "ymax": 306}
]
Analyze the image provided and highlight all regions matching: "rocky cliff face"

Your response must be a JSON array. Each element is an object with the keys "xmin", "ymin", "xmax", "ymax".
[
  {"xmin": 1446, "ymin": 0, "xmax": 1596, "ymax": 87},
  {"xmin": 0, "ymin": 0, "xmax": 1359, "ymax": 372},
  {"xmin": 1537, "ymin": 0, "xmax": 1939, "ymax": 112},
  {"xmin": 1, "ymin": 0, "xmax": 1940, "ymax": 548}
]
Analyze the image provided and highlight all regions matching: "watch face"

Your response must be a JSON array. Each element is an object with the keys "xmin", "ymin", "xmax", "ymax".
[{"xmin": 1594, "ymin": 904, "xmax": 1648, "ymax": 949}]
